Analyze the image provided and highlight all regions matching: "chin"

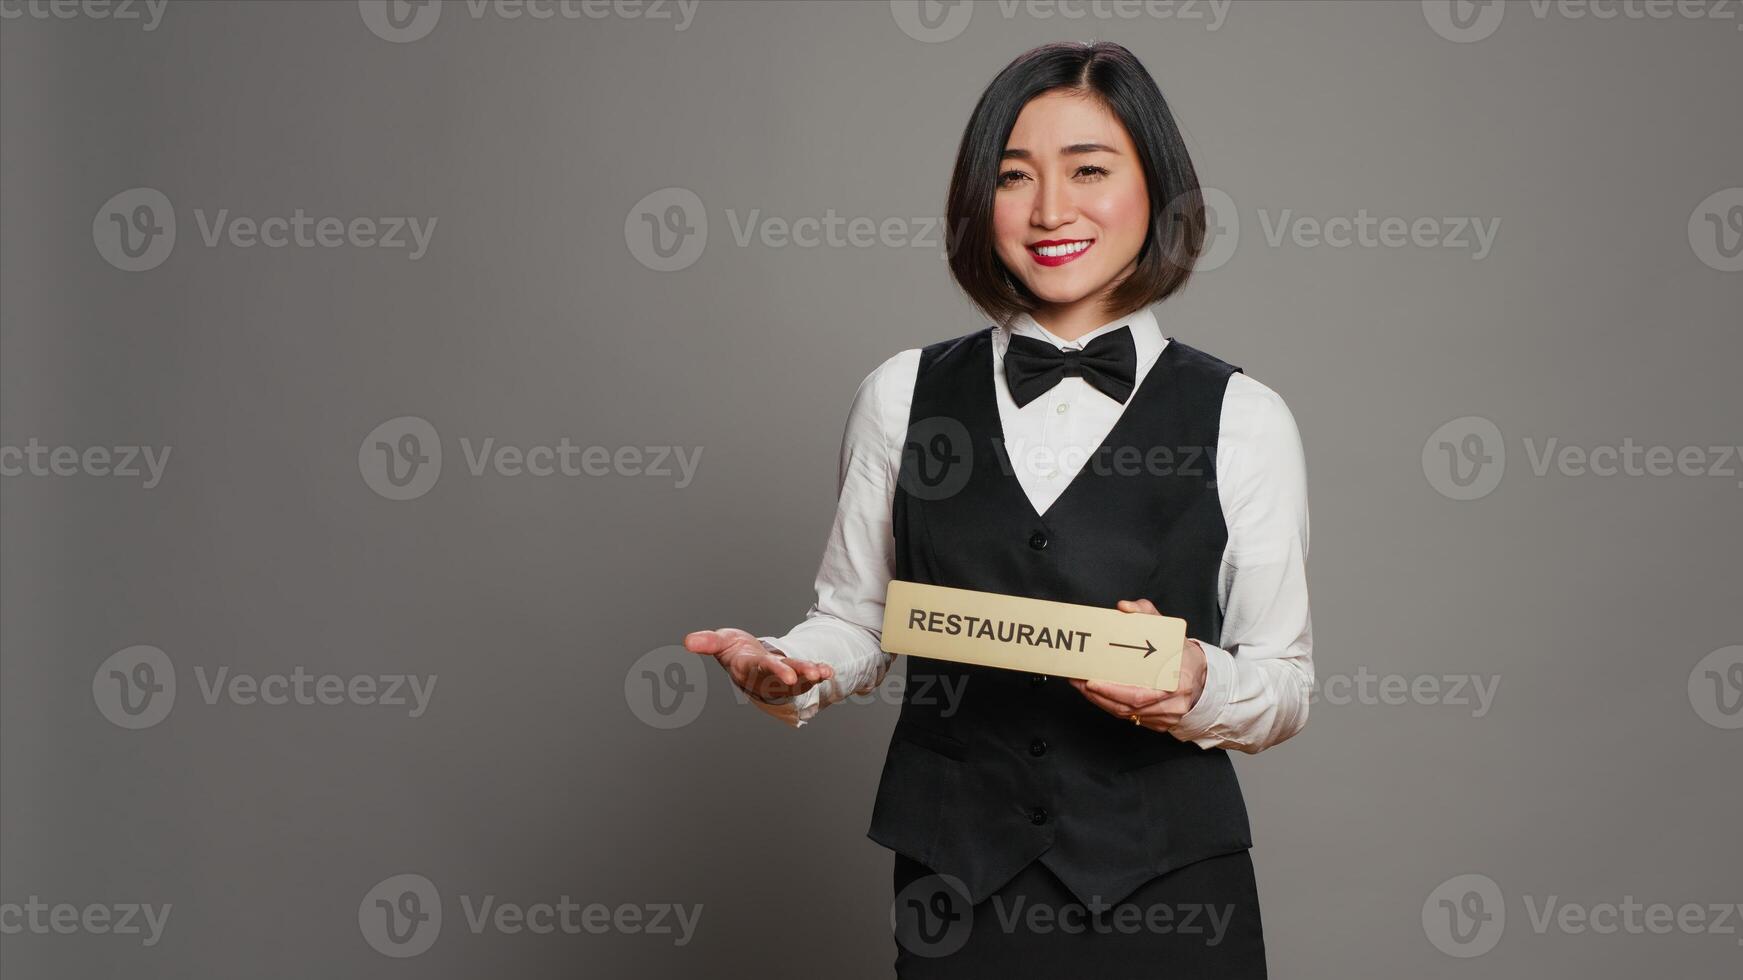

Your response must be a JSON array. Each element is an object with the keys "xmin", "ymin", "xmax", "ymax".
[
  {"xmin": 1026, "ymin": 285, "xmax": 1091, "ymax": 305},
  {"xmin": 1019, "ymin": 270, "xmax": 1110, "ymax": 306}
]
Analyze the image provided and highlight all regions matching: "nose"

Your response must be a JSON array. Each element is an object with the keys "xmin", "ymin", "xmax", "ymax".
[{"xmin": 1032, "ymin": 171, "xmax": 1077, "ymax": 230}]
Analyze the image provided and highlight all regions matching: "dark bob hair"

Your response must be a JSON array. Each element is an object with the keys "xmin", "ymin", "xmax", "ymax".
[{"xmin": 945, "ymin": 40, "xmax": 1204, "ymax": 325}]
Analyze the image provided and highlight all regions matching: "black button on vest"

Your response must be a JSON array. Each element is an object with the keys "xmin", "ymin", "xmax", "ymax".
[{"xmin": 866, "ymin": 326, "xmax": 1255, "ymax": 908}]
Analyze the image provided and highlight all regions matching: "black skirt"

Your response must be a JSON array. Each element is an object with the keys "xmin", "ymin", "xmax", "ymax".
[{"xmin": 891, "ymin": 849, "xmax": 1267, "ymax": 978}]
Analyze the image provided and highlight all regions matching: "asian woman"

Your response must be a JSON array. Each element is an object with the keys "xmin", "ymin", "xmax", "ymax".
[{"xmin": 685, "ymin": 39, "xmax": 1312, "ymax": 978}]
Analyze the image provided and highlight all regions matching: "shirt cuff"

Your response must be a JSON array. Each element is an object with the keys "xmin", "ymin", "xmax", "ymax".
[
  {"xmin": 1169, "ymin": 639, "xmax": 1233, "ymax": 743},
  {"xmin": 745, "ymin": 635, "xmax": 821, "ymax": 728}
]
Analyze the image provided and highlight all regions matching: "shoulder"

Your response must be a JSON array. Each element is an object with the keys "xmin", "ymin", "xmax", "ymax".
[
  {"xmin": 836, "ymin": 347, "xmax": 923, "ymax": 463},
  {"xmin": 853, "ymin": 324, "xmax": 993, "ymax": 408},
  {"xmin": 1162, "ymin": 338, "xmax": 1297, "ymax": 439},
  {"xmin": 916, "ymin": 325, "xmax": 995, "ymax": 374},
  {"xmin": 854, "ymin": 346, "xmax": 923, "ymax": 411},
  {"xmin": 1168, "ymin": 338, "xmax": 1305, "ymax": 485},
  {"xmin": 1222, "ymin": 371, "xmax": 1300, "ymax": 443},
  {"xmin": 1162, "ymin": 337, "xmax": 1243, "ymax": 378}
]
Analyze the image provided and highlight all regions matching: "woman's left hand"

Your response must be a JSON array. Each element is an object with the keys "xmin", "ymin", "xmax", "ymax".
[{"xmin": 1069, "ymin": 598, "xmax": 1207, "ymax": 733}]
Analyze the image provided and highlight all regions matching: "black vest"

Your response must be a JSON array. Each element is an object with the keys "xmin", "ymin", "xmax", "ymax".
[{"xmin": 867, "ymin": 326, "xmax": 1253, "ymax": 907}]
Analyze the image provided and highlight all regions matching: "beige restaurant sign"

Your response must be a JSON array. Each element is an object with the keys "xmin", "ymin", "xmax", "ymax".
[{"xmin": 881, "ymin": 580, "xmax": 1186, "ymax": 690}]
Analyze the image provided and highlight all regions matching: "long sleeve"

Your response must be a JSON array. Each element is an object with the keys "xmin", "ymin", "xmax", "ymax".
[
  {"xmin": 1167, "ymin": 373, "xmax": 1314, "ymax": 753},
  {"xmin": 750, "ymin": 349, "xmax": 919, "ymax": 728}
]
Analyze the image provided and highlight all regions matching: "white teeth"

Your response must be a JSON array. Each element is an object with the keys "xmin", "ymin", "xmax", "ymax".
[{"xmin": 1033, "ymin": 241, "xmax": 1091, "ymax": 258}]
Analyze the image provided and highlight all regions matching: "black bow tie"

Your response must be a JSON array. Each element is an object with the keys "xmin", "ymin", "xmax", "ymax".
[{"xmin": 1003, "ymin": 326, "xmax": 1138, "ymax": 408}]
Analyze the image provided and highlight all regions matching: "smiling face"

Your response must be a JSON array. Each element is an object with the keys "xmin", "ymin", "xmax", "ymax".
[{"xmin": 992, "ymin": 89, "xmax": 1151, "ymax": 315}]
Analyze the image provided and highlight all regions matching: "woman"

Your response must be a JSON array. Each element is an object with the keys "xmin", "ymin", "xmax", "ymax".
[{"xmin": 685, "ymin": 40, "xmax": 1311, "ymax": 977}]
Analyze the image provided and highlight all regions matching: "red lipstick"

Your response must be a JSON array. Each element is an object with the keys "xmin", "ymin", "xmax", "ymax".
[{"xmin": 1027, "ymin": 238, "xmax": 1095, "ymax": 267}]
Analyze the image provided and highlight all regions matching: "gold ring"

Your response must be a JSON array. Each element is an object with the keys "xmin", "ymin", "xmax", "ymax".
[{"xmin": 1129, "ymin": 713, "xmax": 1142, "ymax": 726}]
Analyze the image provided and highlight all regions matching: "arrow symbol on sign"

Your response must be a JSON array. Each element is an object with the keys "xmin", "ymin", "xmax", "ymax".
[{"xmin": 1108, "ymin": 639, "xmax": 1157, "ymax": 658}]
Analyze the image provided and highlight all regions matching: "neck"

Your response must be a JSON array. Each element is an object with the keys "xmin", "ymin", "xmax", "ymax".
[
  {"xmin": 1030, "ymin": 297, "xmax": 1128, "ymax": 342},
  {"xmin": 1026, "ymin": 269, "xmax": 1139, "ymax": 340}
]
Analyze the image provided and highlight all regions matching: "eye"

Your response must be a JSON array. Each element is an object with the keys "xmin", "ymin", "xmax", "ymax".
[
  {"xmin": 1075, "ymin": 165, "xmax": 1109, "ymax": 180},
  {"xmin": 996, "ymin": 169, "xmax": 1031, "ymax": 189}
]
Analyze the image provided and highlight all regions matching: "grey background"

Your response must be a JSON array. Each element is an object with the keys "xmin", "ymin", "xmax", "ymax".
[{"xmin": 3, "ymin": 0, "xmax": 1740, "ymax": 976}]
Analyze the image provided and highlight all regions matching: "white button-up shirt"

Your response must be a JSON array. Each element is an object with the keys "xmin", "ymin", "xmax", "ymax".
[{"xmin": 754, "ymin": 306, "xmax": 1313, "ymax": 754}]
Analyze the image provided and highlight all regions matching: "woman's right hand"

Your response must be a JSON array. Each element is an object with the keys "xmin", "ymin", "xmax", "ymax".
[{"xmin": 684, "ymin": 628, "xmax": 834, "ymax": 704}]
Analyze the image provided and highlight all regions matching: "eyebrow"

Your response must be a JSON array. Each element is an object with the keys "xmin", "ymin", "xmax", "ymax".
[{"xmin": 1001, "ymin": 142, "xmax": 1122, "ymax": 161}]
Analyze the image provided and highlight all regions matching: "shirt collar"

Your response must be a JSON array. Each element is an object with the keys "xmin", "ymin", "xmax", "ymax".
[{"xmin": 993, "ymin": 305, "xmax": 1166, "ymax": 366}]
